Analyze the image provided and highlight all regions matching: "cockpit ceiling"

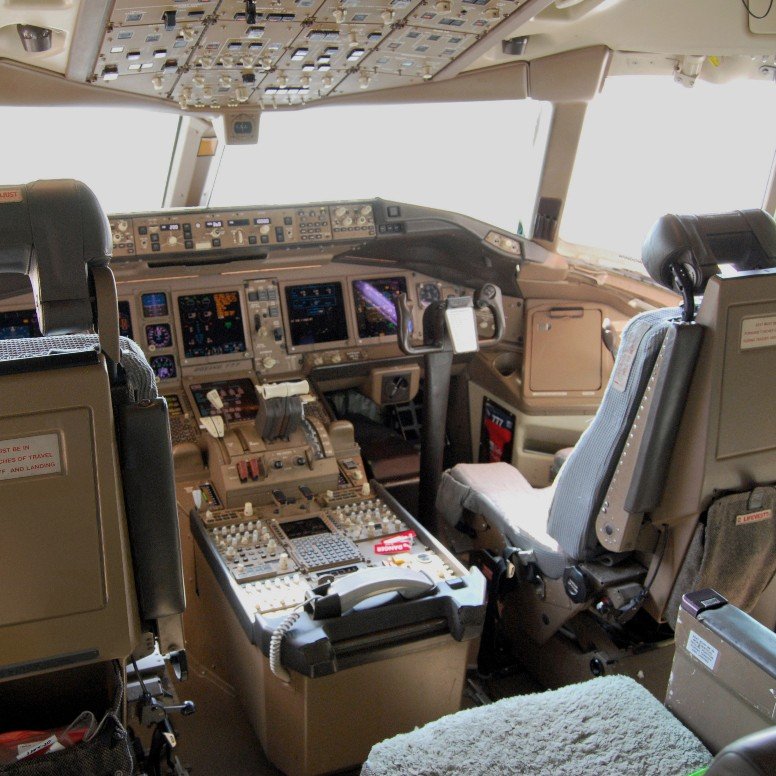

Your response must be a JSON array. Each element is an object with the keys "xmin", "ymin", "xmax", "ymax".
[{"xmin": 1, "ymin": 0, "xmax": 776, "ymax": 112}]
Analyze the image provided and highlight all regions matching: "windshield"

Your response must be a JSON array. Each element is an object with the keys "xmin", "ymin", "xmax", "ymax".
[
  {"xmin": 210, "ymin": 100, "xmax": 551, "ymax": 235},
  {"xmin": 0, "ymin": 107, "xmax": 179, "ymax": 214},
  {"xmin": 560, "ymin": 76, "xmax": 776, "ymax": 272}
]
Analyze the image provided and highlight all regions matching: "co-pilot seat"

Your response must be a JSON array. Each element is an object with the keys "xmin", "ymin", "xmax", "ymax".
[
  {"xmin": 438, "ymin": 209, "xmax": 776, "ymax": 646},
  {"xmin": 0, "ymin": 180, "xmax": 185, "ymax": 728}
]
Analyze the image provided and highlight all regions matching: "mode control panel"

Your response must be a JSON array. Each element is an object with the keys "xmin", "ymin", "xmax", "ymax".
[{"xmin": 109, "ymin": 201, "xmax": 376, "ymax": 259}]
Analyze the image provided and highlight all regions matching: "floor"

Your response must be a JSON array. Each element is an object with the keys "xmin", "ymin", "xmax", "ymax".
[{"xmin": 168, "ymin": 657, "xmax": 537, "ymax": 776}]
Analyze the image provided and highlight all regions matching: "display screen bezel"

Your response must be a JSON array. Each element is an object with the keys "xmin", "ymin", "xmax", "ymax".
[
  {"xmin": 279, "ymin": 280, "xmax": 351, "ymax": 353},
  {"xmin": 172, "ymin": 288, "xmax": 253, "ymax": 365},
  {"xmin": 350, "ymin": 275, "xmax": 408, "ymax": 343}
]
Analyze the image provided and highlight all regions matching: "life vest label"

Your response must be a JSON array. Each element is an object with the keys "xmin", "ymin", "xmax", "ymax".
[
  {"xmin": 0, "ymin": 188, "xmax": 23, "ymax": 204},
  {"xmin": 741, "ymin": 314, "xmax": 776, "ymax": 350},
  {"xmin": 0, "ymin": 433, "xmax": 62, "ymax": 481},
  {"xmin": 686, "ymin": 630, "xmax": 719, "ymax": 672}
]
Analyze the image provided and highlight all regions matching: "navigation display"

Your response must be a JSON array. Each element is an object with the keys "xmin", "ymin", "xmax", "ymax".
[
  {"xmin": 177, "ymin": 291, "xmax": 247, "ymax": 359},
  {"xmin": 352, "ymin": 276, "xmax": 407, "ymax": 339},
  {"xmin": 285, "ymin": 282, "xmax": 348, "ymax": 347},
  {"xmin": 0, "ymin": 309, "xmax": 41, "ymax": 340},
  {"xmin": 142, "ymin": 292, "xmax": 168, "ymax": 318},
  {"xmin": 118, "ymin": 301, "xmax": 133, "ymax": 339},
  {"xmin": 189, "ymin": 378, "xmax": 259, "ymax": 422}
]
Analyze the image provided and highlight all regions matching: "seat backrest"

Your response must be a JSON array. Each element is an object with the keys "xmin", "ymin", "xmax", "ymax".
[
  {"xmin": 545, "ymin": 211, "xmax": 776, "ymax": 577},
  {"xmin": 546, "ymin": 305, "xmax": 682, "ymax": 559},
  {"xmin": 0, "ymin": 180, "xmax": 184, "ymax": 685}
]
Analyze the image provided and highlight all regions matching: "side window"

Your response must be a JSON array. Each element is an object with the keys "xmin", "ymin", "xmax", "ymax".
[{"xmin": 560, "ymin": 76, "xmax": 776, "ymax": 269}]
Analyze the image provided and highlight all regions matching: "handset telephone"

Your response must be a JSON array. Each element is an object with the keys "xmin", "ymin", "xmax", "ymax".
[
  {"xmin": 269, "ymin": 567, "xmax": 437, "ymax": 682},
  {"xmin": 304, "ymin": 567, "xmax": 437, "ymax": 619}
]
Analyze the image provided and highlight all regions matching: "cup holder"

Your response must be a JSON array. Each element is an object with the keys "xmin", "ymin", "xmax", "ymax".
[{"xmin": 493, "ymin": 351, "xmax": 519, "ymax": 377}]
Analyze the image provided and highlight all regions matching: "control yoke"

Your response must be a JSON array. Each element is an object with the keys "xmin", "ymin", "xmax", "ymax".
[
  {"xmin": 394, "ymin": 284, "xmax": 506, "ymax": 531},
  {"xmin": 395, "ymin": 283, "xmax": 506, "ymax": 356}
]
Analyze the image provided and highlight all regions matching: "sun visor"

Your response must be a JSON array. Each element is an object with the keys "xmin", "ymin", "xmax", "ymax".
[{"xmin": 0, "ymin": 179, "xmax": 111, "ymax": 334}]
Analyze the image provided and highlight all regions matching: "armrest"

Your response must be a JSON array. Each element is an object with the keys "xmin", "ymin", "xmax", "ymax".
[{"xmin": 707, "ymin": 728, "xmax": 776, "ymax": 776}]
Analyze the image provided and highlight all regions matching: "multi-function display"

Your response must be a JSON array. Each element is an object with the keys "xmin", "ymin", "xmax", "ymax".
[
  {"xmin": 352, "ymin": 276, "xmax": 407, "ymax": 339},
  {"xmin": 285, "ymin": 282, "xmax": 348, "ymax": 347},
  {"xmin": 178, "ymin": 291, "xmax": 247, "ymax": 359},
  {"xmin": 0, "ymin": 309, "xmax": 41, "ymax": 340},
  {"xmin": 189, "ymin": 378, "xmax": 260, "ymax": 422}
]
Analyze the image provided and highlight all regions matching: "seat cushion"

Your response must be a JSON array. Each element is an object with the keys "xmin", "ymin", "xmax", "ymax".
[
  {"xmin": 436, "ymin": 462, "xmax": 566, "ymax": 578},
  {"xmin": 362, "ymin": 675, "xmax": 712, "ymax": 776}
]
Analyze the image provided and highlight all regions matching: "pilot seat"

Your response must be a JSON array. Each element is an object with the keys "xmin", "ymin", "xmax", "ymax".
[
  {"xmin": 0, "ymin": 180, "xmax": 186, "ymax": 772},
  {"xmin": 437, "ymin": 209, "xmax": 776, "ymax": 684}
]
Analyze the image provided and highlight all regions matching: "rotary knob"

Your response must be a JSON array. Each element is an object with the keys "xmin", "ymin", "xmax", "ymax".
[
  {"xmin": 342, "ymin": 216, "xmax": 353, "ymax": 227},
  {"xmin": 334, "ymin": 206, "xmax": 347, "ymax": 218},
  {"xmin": 259, "ymin": 224, "xmax": 271, "ymax": 235},
  {"xmin": 262, "ymin": 356, "xmax": 277, "ymax": 369}
]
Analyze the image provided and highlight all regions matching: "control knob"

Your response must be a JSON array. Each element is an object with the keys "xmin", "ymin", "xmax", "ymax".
[
  {"xmin": 278, "ymin": 553, "xmax": 290, "ymax": 572},
  {"xmin": 334, "ymin": 206, "xmax": 347, "ymax": 218},
  {"xmin": 262, "ymin": 356, "xmax": 277, "ymax": 370},
  {"xmin": 259, "ymin": 224, "xmax": 271, "ymax": 235},
  {"xmin": 342, "ymin": 216, "xmax": 353, "ymax": 227}
]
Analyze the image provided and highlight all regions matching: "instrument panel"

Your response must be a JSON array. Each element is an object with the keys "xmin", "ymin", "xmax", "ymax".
[
  {"xmin": 109, "ymin": 201, "xmax": 377, "ymax": 258},
  {"xmin": 1, "ymin": 199, "xmax": 516, "ymax": 392}
]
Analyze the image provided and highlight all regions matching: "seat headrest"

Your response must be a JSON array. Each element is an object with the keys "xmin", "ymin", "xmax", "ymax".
[
  {"xmin": 0, "ymin": 179, "xmax": 111, "ymax": 334},
  {"xmin": 642, "ymin": 210, "xmax": 776, "ymax": 293}
]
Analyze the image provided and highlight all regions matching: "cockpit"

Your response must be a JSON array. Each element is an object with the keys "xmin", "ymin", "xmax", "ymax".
[{"xmin": 2, "ymin": 2, "xmax": 776, "ymax": 775}]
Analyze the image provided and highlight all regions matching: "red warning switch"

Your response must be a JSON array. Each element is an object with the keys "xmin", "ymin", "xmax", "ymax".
[{"xmin": 236, "ymin": 460, "xmax": 249, "ymax": 483}]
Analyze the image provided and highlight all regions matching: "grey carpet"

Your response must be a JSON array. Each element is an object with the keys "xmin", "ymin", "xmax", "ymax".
[{"xmin": 361, "ymin": 675, "xmax": 712, "ymax": 776}]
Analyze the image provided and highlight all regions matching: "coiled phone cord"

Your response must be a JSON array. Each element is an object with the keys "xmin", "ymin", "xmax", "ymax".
[{"xmin": 269, "ymin": 606, "xmax": 303, "ymax": 683}]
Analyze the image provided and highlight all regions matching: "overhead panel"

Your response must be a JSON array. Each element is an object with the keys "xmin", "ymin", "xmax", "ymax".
[
  {"xmin": 89, "ymin": 0, "xmax": 530, "ymax": 108},
  {"xmin": 108, "ymin": 0, "xmax": 217, "ymax": 26},
  {"xmin": 93, "ymin": 21, "xmax": 204, "ymax": 87},
  {"xmin": 406, "ymin": 0, "xmax": 517, "ymax": 35}
]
